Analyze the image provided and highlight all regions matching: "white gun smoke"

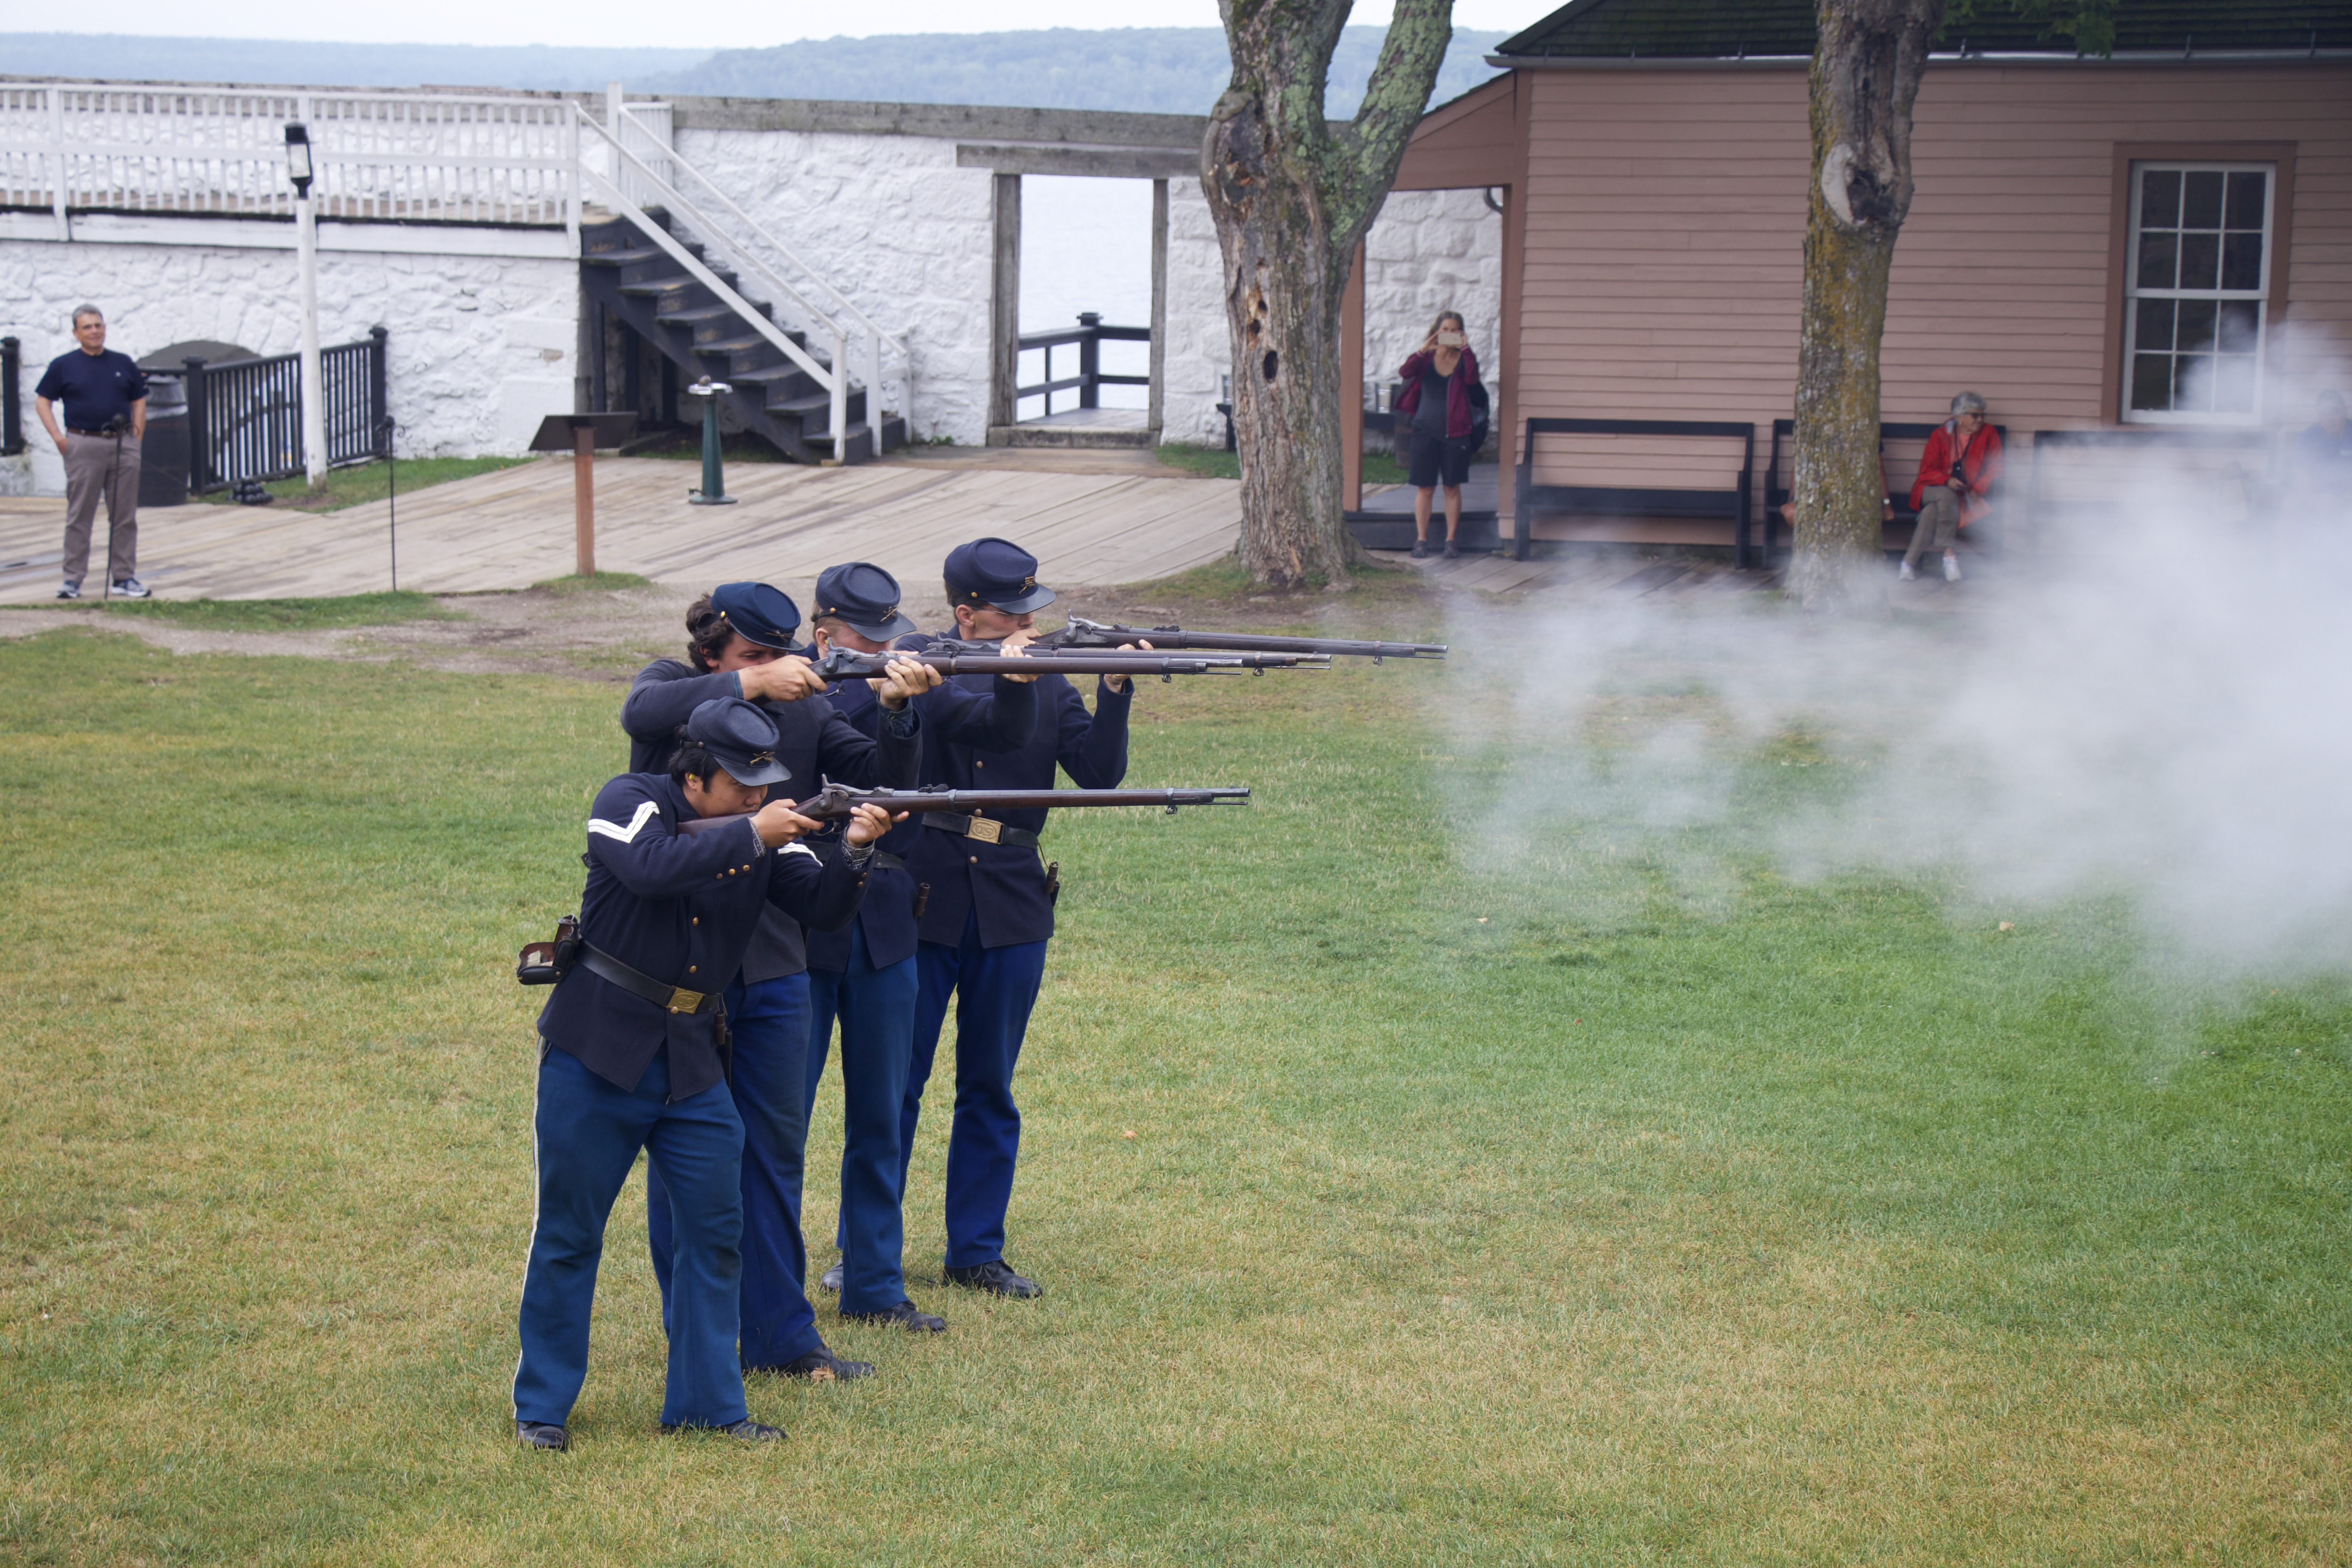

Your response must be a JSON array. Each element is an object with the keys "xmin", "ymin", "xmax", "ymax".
[{"xmin": 1440, "ymin": 446, "xmax": 2352, "ymax": 976}]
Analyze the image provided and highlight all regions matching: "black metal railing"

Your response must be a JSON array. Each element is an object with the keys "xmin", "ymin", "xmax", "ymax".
[
  {"xmin": 1016, "ymin": 312, "xmax": 1149, "ymax": 417},
  {"xmin": 183, "ymin": 325, "xmax": 389, "ymax": 491},
  {"xmin": 1, "ymin": 336, "xmax": 22, "ymax": 456}
]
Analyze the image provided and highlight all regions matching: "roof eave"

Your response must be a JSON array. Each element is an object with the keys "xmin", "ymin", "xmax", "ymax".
[{"xmin": 1487, "ymin": 47, "xmax": 2352, "ymax": 69}]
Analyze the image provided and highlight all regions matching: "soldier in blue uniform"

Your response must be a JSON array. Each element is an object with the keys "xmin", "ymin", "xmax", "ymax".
[
  {"xmin": 897, "ymin": 538, "xmax": 1142, "ymax": 1299},
  {"xmin": 513, "ymin": 697, "xmax": 895, "ymax": 1450},
  {"xmin": 620, "ymin": 581, "xmax": 940, "ymax": 1381},
  {"xmin": 802, "ymin": 561, "xmax": 1040, "ymax": 1331}
]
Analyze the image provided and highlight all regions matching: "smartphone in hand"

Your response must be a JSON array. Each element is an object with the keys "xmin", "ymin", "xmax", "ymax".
[{"xmin": 1436, "ymin": 330, "xmax": 1467, "ymax": 348}]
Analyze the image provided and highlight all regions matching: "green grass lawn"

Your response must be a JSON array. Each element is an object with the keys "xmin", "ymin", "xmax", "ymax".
[
  {"xmin": 195, "ymin": 456, "xmax": 531, "ymax": 512},
  {"xmin": 0, "ymin": 625, "xmax": 2344, "ymax": 1564}
]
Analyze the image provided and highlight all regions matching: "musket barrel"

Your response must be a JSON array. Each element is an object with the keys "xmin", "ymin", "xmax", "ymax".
[
  {"xmin": 924, "ymin": 639, "xmax": 1327, "ymax": 670},
  {"xmin": 1053, "ymin": 616, "xmax": 1445, "ymax": 659}
]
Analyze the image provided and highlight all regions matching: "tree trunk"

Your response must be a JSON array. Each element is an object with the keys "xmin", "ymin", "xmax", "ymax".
[
  {"xmin": 1204, "ymin": 0, "xmax": 1454, "ymax": 590},
  {"xmin": 1791, "ymin": 0, "xmax": 1943, "ymax": 613}
]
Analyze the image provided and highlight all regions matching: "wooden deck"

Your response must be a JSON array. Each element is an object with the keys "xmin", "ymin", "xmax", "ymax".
[{"xmin": 0, "ymin": 455, "xmax": 1245, "ymax": 606}]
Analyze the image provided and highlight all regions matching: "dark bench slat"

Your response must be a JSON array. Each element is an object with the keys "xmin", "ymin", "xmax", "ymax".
[{"xmin": 1513, "ymin": 418, "xmax": 1755, "ymax": 565}]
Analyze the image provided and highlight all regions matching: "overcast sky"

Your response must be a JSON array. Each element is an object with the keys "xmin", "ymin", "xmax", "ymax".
[{"xmin": 43, "ymin": 0, "xmax": 1541, "ymax": 49}]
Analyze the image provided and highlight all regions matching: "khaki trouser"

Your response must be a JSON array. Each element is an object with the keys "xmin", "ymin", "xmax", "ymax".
[
  {"xmin": 1904, "ymin": 485, "xmax": 1961, "ymax": 569},
  {"xmin": 62, "ymin": 431, "xmax": 141, "ymax": 587}
]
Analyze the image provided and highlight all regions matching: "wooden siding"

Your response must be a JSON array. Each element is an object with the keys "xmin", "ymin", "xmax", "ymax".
[
  {"xmin": 1512, "ymin": 62, "xmax": 2352, "ymax": 501},
  {"xmin": 1392, "ymin": 75, "xmax": 1519, "ymax": 192}
]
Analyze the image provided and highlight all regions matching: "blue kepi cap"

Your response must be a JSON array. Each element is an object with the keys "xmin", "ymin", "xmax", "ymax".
[
  {"xmin": 814, "ymin": 561, "xmax": 919, "ymax": 642},
  {"xmin": 708, "ymin": 581, "xmax": 801, "ymax": 650},
  {"xmin": 943, "ymin": 536, "xmax": 1055, "ymax": 615},
  {"xmin": 685, "ymin": 697, "xmax": 791, "ymax": 788}
]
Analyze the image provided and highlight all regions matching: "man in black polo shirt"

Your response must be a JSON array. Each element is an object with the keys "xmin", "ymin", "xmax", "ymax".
[{"xmin": 33, "ymin": 304, "xmax": 151, "ymax": 601}]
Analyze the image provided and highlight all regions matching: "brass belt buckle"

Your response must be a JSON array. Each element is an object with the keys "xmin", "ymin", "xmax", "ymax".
[
  {"xmin": 966, "ymin": 816, "xmax": 1003, "ymax": 845},
  {"xmin": 668, "ymin": 987, "xmax": 705, "ymax": 1014}
]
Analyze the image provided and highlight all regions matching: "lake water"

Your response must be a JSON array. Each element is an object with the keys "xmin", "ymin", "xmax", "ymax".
[{"xmin": 1018, "ymin": 175, "xmax": 1155, "ymax": 417}]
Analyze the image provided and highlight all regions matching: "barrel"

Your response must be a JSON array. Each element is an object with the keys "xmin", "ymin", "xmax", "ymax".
[{"xmin": 137, "ymin": 374, "xmax": 190, "ymax": 508}]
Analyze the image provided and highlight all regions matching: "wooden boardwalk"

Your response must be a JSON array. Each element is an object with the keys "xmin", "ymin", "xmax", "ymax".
[{"xmin": 0, "ymin": 456, "xmax": 1245, "ymax": 606}]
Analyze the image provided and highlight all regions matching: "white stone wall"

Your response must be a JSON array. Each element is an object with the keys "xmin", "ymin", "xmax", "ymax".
[
  {"xmin": 0, "ymin": 241, "xmax": 577, "ymax": 495},
  {"xmin": 1159, "ymin": 176, "xmax": 1231, "ymax": 448},
  {"xmin": 672, "ymin": 125, "xmax": 995, "ymax": 446},
  {"xmin": 1362, "ymin": 188, "xmax": 1503, "ymax": 405}
]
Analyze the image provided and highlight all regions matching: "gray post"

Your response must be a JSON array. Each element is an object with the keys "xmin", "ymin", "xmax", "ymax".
[
  {"xmin": 987, "ymin": 172, "xmax": 1021, "ymax": 442},
  {"xmin": 0, "ymin": 337, "xmax": 20, "ymax": 456},
  {"xmin": 1149, "ymin": 178, "xmax": 1168, "ymax": 440},
  {"xmin": 1076, "ymin": 312, "xmax": 1102, "ymax": 410}
]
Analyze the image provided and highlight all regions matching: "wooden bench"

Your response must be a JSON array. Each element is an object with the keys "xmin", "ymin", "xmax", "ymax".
[
  {"xmin": 1763, "ymin": 418, "xmax": 2009, "ymax": 562},
  {"xmin": 1511, "ymin": 418, "xmax": 1757, "ymax": 566}
]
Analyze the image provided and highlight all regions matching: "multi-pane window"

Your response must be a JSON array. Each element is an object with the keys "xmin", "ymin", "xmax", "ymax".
[{"xmin": 2123, "ymin": 163, "xmax": 2272, "ymax": 423}]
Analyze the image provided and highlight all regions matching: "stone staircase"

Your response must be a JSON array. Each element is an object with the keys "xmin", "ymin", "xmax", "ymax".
[{"xmin": 580, "ymin": 211, "xmax": 904, "ymax": 465}]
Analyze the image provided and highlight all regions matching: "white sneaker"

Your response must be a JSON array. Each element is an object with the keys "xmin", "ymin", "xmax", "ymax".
[
  {"xmin": 111, "ymin": 577, "xmax": 152, "ymax": 599},
  {"xmin": 56, "ymin": 579, "xmax": 81, "ymax": 601},
  {"xmin": 1897, "ymin": 561, "xmax": 1916, "ymax": 582},
  {"xmin": 1942, "ymin": 556, "xmax": 1962, "ymax": 583}
]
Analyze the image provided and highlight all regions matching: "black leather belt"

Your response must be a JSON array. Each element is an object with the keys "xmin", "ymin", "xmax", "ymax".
[
  {"xmin": 68, "ymin": 426, "xmax": 128, "ymax": 437},
  {"xmin": 579, "ymin": 944, "xmax": 722, "ymax": 1015},
  {"xmin": 922, "ymin": 813, "xmax": 1041, "ymax": 849}
]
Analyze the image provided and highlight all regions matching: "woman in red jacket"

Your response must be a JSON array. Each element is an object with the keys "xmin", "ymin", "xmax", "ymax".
[
  {"xmin": 1395, "ymin": 310, "xmax": 1487, "ymax": 559},
  {"xmin": 1904, "ymin": 391, "xmax": 2002, "ymax": 583}
]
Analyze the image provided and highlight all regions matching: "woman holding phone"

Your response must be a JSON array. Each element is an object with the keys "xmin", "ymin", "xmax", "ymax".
[{"xmin": 1394, "ymin": 310, "xmax": 1488, "ymax": 559}]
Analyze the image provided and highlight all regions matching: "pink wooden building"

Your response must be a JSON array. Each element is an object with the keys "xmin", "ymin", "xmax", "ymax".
[{"xmin": 1342, "ymin": 0, "xmax": 2352, "ymax": 560}]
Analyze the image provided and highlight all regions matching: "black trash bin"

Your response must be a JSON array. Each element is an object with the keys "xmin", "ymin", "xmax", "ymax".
[{"xmin": 137, "ymin": 374, "xmax": 189, "ymax": 508}]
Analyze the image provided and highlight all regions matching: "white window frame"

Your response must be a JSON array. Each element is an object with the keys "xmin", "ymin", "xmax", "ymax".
[{"xmin": 2120, "ymin": 160, "xmax": 2275, "ymax": 428}]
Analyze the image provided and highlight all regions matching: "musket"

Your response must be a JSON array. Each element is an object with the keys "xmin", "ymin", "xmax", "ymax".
[
  {"xmin": 920, "ymin": 637, "xmax": 1329, "ymax": 672},
  {"xmin": 1038, "ymin": 614, "xmax": 1446, "ymax": 662},
  {"xmin": 677, "ymin": 781, "xmax": 1252, "ymax": 835},
  {"xmin": 808, "ymin": 645, "xmax": 1249, "ymax": 684}
]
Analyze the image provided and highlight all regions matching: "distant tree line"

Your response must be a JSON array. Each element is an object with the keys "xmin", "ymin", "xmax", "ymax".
[
  {"xmin": 2, "ymin": 27, "xmax": 1507, "ymax": 116},
  {"xmin": 652, "ymin": 27, "xmax": 1508, "ymax": 117},
  {"xmin": 0, "ymin": 34, "xmax": 709, "ymax": 91}
]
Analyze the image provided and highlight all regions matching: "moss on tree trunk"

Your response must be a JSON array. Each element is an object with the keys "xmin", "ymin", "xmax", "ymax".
[
  {"xmin": 1204, "ymin": 0, "xmax": 1454, "ymax": 591},
  {"xmin": 1792, "ymin": 0, "xmax": 1943, "ymax": 613}
]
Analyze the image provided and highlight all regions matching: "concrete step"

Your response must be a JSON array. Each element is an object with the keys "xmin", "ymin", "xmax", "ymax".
[{"xmin": 987, "ymin": 423, "xmax": 1156, "ymax": 450}]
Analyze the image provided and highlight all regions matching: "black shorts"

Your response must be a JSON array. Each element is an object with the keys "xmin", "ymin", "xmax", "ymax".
[{"xmin": 1408, "ymin": 430, "xmax": 1474, "ymax": 490}]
